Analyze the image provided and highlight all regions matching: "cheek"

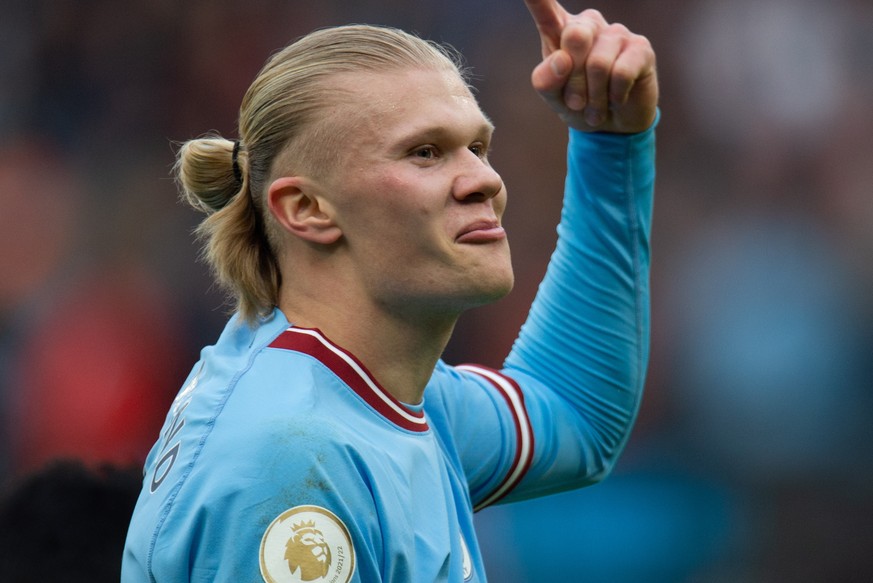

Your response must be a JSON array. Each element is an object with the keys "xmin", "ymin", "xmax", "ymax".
[
  {"xmin": 366, "ymin": 176, "xmax": 438, "ymax": 224},
  {"xmin": 337, "ymin": 169, "xmax": 446, "ymax": 243}
]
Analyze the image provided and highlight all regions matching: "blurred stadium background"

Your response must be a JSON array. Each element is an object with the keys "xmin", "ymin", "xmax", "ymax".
[{"xmin": 1, "ymin": 1, "xmax": 872, "ymax": 580}]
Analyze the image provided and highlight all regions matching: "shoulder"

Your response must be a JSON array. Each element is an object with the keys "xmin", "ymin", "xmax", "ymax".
[
  {"xmin": 426, "ymin": 360, "xmax": 525, "ymax": 408},
  {"xmin": 145, "ymin": 411, "xmax": 368, "ymax": 581},
  {"xmin": 424, "ymin": 360, "xmax": 530, "ymax": 446}
]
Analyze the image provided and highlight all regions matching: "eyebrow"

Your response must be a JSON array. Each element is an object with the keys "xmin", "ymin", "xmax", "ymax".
[{"xmin": 392, "ymin": 119, "xmax": 496, "ymax": 152}]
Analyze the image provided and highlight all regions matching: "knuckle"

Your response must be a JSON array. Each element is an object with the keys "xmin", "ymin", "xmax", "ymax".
[
  {"xmin": 585, "ymin": 56, "xmax": 611, "ymax": 79},
  {"xmin": 610, "ymin": 60, "xmax": 633, "ymax": 79},
  {"xmin": 580, "ymin": 8, "xmax": 605, "ymax": 23},
  {"xmin": 628, "ymin": 33, "xmax": 654, "ymax": 52},
  {"xmin": 562, "ymin": 21, "xmax": 594, "ymax": 50},
  {"xmin": 604, "ymin": 23, "xmax": 630, "ymax": 37}
]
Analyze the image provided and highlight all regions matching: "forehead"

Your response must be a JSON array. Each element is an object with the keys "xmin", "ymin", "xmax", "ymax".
[{"xmin": 327, "ymin": 67, "xmax": 492, "ymax": 147}]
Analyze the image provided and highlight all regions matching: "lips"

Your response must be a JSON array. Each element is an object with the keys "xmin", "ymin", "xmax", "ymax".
[{"xmin": 455, "ymin": 219, "xmax": 506, "ymax": 243}]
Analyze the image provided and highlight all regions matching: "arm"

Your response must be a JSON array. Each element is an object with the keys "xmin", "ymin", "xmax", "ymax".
[
  {"xmin": 504, "ymin": 2, "xmax": 658, "ymax": 499},
  {"xmin": 454, "ymin": 3, "xmax": 658, "ymax": 506},
  {"xmin": 142, "ymin": 416, "xmax": 380, "ymax": 583},
  {"xmin": 447, "ymin": 120, "xmax": 655, "ymax": 508},
  {"xmin": 501, "ymin": 117, "xmax": 656, "ymax": 500}
]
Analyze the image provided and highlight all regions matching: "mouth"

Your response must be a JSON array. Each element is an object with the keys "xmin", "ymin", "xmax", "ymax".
[{"xmin": 455, "ymin": 219, "xmax": 506, "ymax": 244}]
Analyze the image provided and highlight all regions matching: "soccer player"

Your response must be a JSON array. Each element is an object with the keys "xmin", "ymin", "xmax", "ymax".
[{"xmin": 122, "ymin": 1, "xmax": 658, "ymax": 581}]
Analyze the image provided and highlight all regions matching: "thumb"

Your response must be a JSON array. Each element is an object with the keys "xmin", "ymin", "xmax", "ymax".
[{"xmin": 531, "ymin": 50, "xmax": 573, "ymax": 109}]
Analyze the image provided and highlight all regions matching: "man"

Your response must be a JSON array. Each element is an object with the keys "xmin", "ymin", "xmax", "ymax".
[{"xmin": 123, "ymin": 1, "xmax": 658, "ymax": 581}]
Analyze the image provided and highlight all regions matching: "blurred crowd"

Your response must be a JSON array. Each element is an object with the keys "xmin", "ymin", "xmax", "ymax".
[{"xmin": 1, "ymin": 0, "xmax": 872, "ymax": 580}]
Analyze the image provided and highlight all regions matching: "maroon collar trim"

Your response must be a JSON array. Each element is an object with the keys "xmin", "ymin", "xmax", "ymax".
[{"xmin": 269, "ymin": 326, "xmax": 429, "ymax": 433}]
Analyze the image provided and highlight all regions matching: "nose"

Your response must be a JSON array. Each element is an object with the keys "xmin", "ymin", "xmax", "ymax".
[{"xmin": 452, "ymin": 150, "xmax": 504, "ymax": 203}]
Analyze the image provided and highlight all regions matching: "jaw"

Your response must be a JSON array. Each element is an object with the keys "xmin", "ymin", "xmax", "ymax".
[
  {"xmin": 373, "ymin": 259, "xmax": 514, "ymax": 323},
  {"xmin": 423, "ymin": 241, "xmax": 515, "ymax": 313}
]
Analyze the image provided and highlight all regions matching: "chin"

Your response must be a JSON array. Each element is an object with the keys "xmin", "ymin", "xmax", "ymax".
[{"xmin": 465, "ymin": 271, "xmax": 515, "ymax": 308}]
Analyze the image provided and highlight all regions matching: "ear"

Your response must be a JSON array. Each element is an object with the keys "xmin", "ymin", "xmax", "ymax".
[{"xmin": 267, "ymin": 176, "xmax": 342, "ymax": 245}]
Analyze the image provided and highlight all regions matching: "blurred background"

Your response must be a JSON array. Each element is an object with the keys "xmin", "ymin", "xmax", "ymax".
[{"xmin": 1, "ymin": 0, "xmax": 872, "ymax": 580}]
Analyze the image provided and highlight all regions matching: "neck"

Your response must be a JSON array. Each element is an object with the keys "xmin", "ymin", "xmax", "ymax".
[{"xmin": 279, "ymin": 288, "xmax": 458, "ymax": 405}]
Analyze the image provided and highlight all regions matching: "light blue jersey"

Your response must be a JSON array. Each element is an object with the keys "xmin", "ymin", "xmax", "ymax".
[{"xmin": 122, "ymin": 122, "xmax": 656, "ymax": 583}]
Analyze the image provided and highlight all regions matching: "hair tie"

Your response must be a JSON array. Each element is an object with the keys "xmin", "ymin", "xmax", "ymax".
[{"xmin": 231, "ymin": 140, "xmax": 243, "ymax": 184}]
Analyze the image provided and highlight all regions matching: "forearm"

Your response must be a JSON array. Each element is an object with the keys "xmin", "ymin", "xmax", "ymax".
[{"xmin": 502, "ymin": 118, "xmax": 656, "ymax": 497}]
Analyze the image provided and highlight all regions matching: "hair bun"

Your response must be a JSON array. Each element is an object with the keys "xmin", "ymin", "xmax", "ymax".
[{"xmin": 175, "ymin": 137, "xmax": 243, "ymax": 213}]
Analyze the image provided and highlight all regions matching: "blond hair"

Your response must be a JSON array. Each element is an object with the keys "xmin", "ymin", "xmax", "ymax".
[{"xmin": 175, "ymin": 25, "xmax": 465, "ymax": 324}]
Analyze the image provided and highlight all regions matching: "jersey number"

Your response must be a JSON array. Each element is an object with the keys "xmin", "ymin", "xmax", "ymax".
[{"xmin": 149, "ymin": 401, "xmax": 189, "ymax": 493}]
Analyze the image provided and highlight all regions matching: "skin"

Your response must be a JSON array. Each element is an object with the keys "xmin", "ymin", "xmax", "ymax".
[
  {"xmin": 524, "ymin": 1, "xmax": 658, "ymax": 133},
  {"xmin": 269, "ymin": 67, "xmax": 509, "ymax": 403},
  {"xmin": 267, "ymin": 1, "xmax": 659, "ymax": 405}
]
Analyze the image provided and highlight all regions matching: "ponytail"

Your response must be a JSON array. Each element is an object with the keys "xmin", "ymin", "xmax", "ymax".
[{"xmin": 175, "ymin": 137, "xmax": 279, "ymax": 322}]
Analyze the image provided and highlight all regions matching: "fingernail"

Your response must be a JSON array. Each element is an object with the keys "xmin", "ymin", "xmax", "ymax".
[
  {"xmin": 565, "ymin": 94, "xmax": 585, "ymax": 111},
  {"xmin": 550, "ymin": 54, "xmax": 568, "ymax": 77},
  {"xmin": 585, "ymin": 108, "xmax": 604, "ymax": 126}
]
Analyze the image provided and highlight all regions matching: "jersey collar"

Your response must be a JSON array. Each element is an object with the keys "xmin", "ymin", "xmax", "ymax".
[{"xmin": 269, "ymin": 326, "xmax": 429, "ymax": 433}]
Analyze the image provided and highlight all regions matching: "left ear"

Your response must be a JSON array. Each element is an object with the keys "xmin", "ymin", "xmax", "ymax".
[{"xmin": 267, "ymin": 176, "xmax": 342, "ymax": 245}]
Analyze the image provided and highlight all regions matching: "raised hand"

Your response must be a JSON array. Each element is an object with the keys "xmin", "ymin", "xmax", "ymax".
[{"xmin": 524, "ymin": 0, "xmax": 658, "ymax": 133}]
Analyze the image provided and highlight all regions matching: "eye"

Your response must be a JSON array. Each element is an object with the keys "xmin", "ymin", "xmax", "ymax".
[
  {"xmin": 469, "ymin": 142, "xmax": 488, "ymax": 159},
  {"xmin": 412, "ymin": 145, "xmax": 438, "ymax": 160}
]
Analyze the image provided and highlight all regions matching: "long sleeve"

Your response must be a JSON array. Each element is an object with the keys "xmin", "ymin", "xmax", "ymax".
[{"xmin": 498, "ymin": 119, "xmax": 656, "ymax": 501}]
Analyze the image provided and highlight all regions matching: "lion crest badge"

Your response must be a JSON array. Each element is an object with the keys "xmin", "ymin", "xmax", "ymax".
[{"xmin": 260, "ymin": 505, "xmax": 355, "ymax": 583}]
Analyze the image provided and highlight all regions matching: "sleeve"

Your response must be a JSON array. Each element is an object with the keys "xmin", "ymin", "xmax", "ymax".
[
  {"xmin": 143, "ymin": 418, "xmax": 381, "ymax": 583},
  {"xmin": 452, "ymin": 118, "xmax": 657, "ymax": 509}
]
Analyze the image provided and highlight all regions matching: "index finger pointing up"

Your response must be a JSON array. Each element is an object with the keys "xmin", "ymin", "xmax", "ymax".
[{"xmin": 524, "ymin": 0, "xmax": 568, "ymax": 54}]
